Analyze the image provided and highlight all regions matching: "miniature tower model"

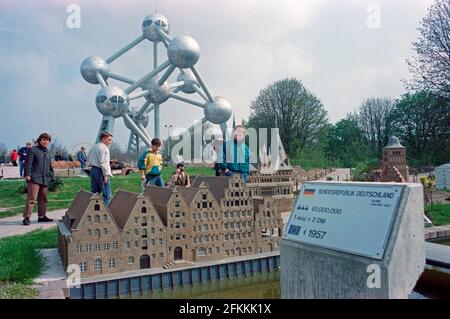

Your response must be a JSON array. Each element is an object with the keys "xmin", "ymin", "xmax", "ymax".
[
  {"xmin": 80, "ymin": 13, "xmax": 232, "ymax": 153},
  {"xmin": 381, "ymin": 136, "xmax": 409, "ymax": 182}
]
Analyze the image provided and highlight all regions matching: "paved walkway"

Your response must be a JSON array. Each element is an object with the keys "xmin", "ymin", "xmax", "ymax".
[
  {"xmin": 0, "ymin": 209, "xmax": 66, "ymax": 239},
  {"xmin": 318, "ymin": 168, "xmax": 351, "ymax": 181},
  {"xmin": 0, "ymin": 165, "xmax": 21, "ymax": 179}
]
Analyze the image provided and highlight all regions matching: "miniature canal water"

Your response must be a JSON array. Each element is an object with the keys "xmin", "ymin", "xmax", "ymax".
[{"xmin": 118, "ymin": 269, "xmax": 447, "ymax": 299}]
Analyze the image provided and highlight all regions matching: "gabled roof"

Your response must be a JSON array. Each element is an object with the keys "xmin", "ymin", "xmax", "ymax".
[
  {"xmin": 108, "ymin": 190, "xmax": 139, "ymax": 230},
  {"xmin": 192, "ymin": 176, "xmax": 231, "ymax": 201},
  {"xmin": 66, "ymin": 190, "xmax": 100, "ymax": 230},
  {"xmin": 144, "ymin": 186, "xmax": 174, "ymax": 206},
  {"xmin": 152, "ymin": 204, "xmax": 168, "ymax": 226},
  {"xmin": 175, "ymin": 186, "xmax": 199, "ymax": 205}
]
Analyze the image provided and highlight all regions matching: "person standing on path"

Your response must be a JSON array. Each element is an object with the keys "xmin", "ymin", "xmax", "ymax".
[
  {"xmin": 87, "ymin": 132, "xmax": 113, "ymax": 205},
  {"xmin": 18, "ymin": 142, "xmax": 32, "ymax": 177},
  {"xmin": 10, "ymin": 149, "xmax": 18, "ymax": 166},
  {"xmin": 22, "ymin": 133, "xmax": 54, "ymax": 226},
  {"xmin": 76, "ymin": 146, "xmax": 87, "ymax": 169}
]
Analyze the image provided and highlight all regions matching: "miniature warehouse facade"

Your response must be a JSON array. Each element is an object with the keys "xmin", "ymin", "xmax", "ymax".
[{"xmin": 58, "ymin": 175, "xmax": 285, "ymax": 278}]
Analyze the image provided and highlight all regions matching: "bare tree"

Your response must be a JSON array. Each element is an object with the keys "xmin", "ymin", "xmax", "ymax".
[
  {"xmin": 353, "ymin": 97, "xmax": 394, "ymax": 157},
  {"xmin": 406, "ymin": 0, "xmax": 450, "ymax": 98},
  {"xmin": 248, "ymin": 78, "xmax": 327, "ymax": 155}
]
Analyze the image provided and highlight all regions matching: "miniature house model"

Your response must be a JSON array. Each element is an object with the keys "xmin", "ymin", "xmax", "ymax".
[
  {"xmin": 380, "ymin": 136, "xmax": 409, "ymax": 182},
  {"xmin": 58, "ymin": 175, "xmax": 290, "ymax": 278}
]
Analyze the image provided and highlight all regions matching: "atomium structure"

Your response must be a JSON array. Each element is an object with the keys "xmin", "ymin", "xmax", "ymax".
[{"xmin": 81, "ymin": 13, "xmax": 232, "ymax": 154}]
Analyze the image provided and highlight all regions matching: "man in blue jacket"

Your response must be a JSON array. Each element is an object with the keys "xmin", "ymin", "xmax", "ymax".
[
  {"xmin": 18, "ymin": 142, "xmax": 32, "ymax": 177},
  {"xmin": 76, "ymin": 146, "xmax": 87, "ymax": 169},
  {"xmin": 220, "ymin": 125, "xmax": 250, "ymax": 183}
]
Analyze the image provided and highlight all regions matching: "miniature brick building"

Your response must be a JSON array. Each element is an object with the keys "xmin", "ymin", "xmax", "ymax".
[
  {"xmin": 379, "ymin": 136, "xmax": 409, "ymax": 182},
  {"xmin": 58, "ymin": 174, "xmax": 287, "ymax": 278}
]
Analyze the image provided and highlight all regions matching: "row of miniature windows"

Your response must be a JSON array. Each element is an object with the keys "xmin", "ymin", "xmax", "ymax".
[
  {"xmin": 170, "ymin": 211, "xmax": 186, "ymax": 218},
  {"xmin": 133, "ymin": 216, "xmax": 156, "ymax": 224},
  {"xmin": 142, "ymin": 19, "xmax": 168, "ymax": 28},
  {"xmin": 192, "ymin": 212, "xmax": 218, "ymax": 220},
  {"xmin": 196, "ymin": 201, "xmax": 213, "ymax": 209},
  {"xmin": 224, "ymin": 233, "xmax": 252, "ymax": 241},
  {"xmin": 197, "ymin": 247, "xmax": 220, "ymax": 256},
  {"xmin": 192, "ymin": 234, "xmax": 220, "ymax": 243},
  {"xmin": 169, "ymin": 222, "xmax": 186, "ymax": 229},
  {"xmin": 224, "ymin": 211, "xmax": 252, "ymax": 218},
  {"xmin": 224, "ymin": 247, "xmax": 253, "ymax": 256},
  {"xmin": 126, "ymin": 239, "xmax": 163, "ymax": 248},
  {"xmin": 127, "ymin": 227, "xmax": 163, "ymax": 236},
  {"xmin": 80, "ymin": 258, "xmax": 116, "ymax": 272},
  {"xmin": 87, "ymin": 214, "xmax": 108, "ymax": 223},
  {"xmin": 224, "ymin": 221, "xmax": 252, "ymax": 230},
  {"xmin": 76, "ymin": 242, "xmax": 118, "ymax": 253},
  {"xmin": 229, "ymin": 191, "xmax": 246, "ymax": 197},
  {"xmin": 87, "ymin": 228, "xmax": 109, "ymax": 236},
  {"xmin": 169, "ymin": 234, "xmax": 186, "ymax": 241},
  {"xmin": 192, "ymin": 224, "xmax": 219, "ymax": 232},
  {"xmin": 224, "ymin": 200, "xmax": 248, "ymax": 207}
]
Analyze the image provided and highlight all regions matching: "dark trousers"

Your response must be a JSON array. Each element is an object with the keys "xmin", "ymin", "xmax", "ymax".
[
  {"xmin": 23, "ymin": 182, "xmax": 48, "ymax": 218},
  {"xmin": 145, "ymin": 174, "xmax": 164, "ymax": 187},
  {"xmin": 90, "ymin": 166, "xmax": 111, "ymax": 205}
]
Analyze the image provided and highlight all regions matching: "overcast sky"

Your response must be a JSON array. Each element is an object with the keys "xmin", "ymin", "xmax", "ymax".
[{"xmin": 0, "ymin": 0, "xmax": 434, "ymax": 151}]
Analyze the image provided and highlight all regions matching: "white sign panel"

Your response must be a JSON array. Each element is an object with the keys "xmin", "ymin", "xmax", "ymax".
[{"xmin": 284, "ymin": 182, "xmax": 404, "ymax": 260}]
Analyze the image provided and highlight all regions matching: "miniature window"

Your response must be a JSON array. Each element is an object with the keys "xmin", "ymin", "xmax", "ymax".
[
  {"xmin": 103, "ymin": 228, "xmax": 108, "ymax": 235},
  {"xmin": 235, "ymin": 200, "xmax": 239, "ymax": 206},
  {"xmin": 104, "ymin": 243, "xmax": 109, "ymax": 250},
  {"xmin": 203, "ymin": 236, "xmax": 208, "ymax": 242},
  {"xmin": 159, "ymin": 252, "xmax": 164, "ymax": 258},
  {"xmin": 76, "ymin": 245, "xmax": 82, "ymax": 253},
  {"xmin": 95, "ymin": 242, "xmax": 100, "ymax": 251},
  {"xmin": 142, "ymin": 240, "xmax": 148, "ymax": 249},
  {"xmin": 142, "ymin": 228, "xmax": 148, "ymax": 238},
  {"xmin": 248, "ymin": 247, "xmax": 252, "ymax": 253},
  {"xmin": 235, "ymin": 191, "xmax": 239, "ymax": 197},
  {"xmin": 93, "ymin": 258, "xmax": 102, "ymax": 270},
  {"xmin": 224, "ymin": 223, "xmax": 228, "ymax": 230},
  {"xmin": 245, "ymin": 200, "xmax": 248, "ymax": 205},
  {"xmin": 142, "ymin": 216, "xmax": 147, "ymax": 226},
  {"xmin": 202, "ymin": 194, "xmax": 207, "ymax": 200},
  {"xmin": 242, "ymin": 233, "xmax": 247, "ymax": 239},
  {"xmin": 193, "ymin": 238, "xmax": 196, "ymax": 244},
  {"xmin": 209, "ymin": 202, "xmax": 212, "ymax": 208},
  {"xmin": 127, "ymin": 241, "xmax": 131, "ymax": 248},
  {"xmin": 87, "ymin": 216, "xmax": 91, "ymax": 222},
  {"xmin": 128, "ymin": 256, "xmax": 134, "ymax": 264},
  {"xmin": 202, "ymin": 202, "xmax": 207, "ymax": 208},
  {"xmin": 236, "ymin": 233, "xmax": 241, "ymax": 240},
  {"xmin": 225, "ymin": 250, "xmax": 229, "ymax": 256},
  {"xmin": 103, "ymin": 214, "xmax": 108, "ymax": 221},
  {"xmin": 134, "ymin": 241, "xmax": 139, "ymax": 247},
  {"xmin": 202, "ymin": 224, "xmax": 208, "ymax": 231},
  {"xmin": 215, "ymin": 224, "xmax": 218, "ymax": 230},
  {"xmin": 182, "ymin": 212, "xmax": 185, "ymax": 217},
  {"xmin": 95, "ymin": 215, "xmax": 100, "ymax": 223},
  {"xmin": 86, "ymin": 244, "xmax": 91, "ymax": 252},
  {"xmin": 267, "ymin": 212, "xmax": 271, "ymax": 218},
  {"xmin": 95, "ymin": 229, "xmax": 101, "ymax": 237},
  {"xmin": 229, "ymin": 212, "xmax": 234, "ymax": 218},
  {"xmin": 175, "ymin": 211, "xmax": 180, "ymax": 218},
  {"xmin": 151, "ymin": 216, "xmax": 155, "ymax": 222},
  {"xmin": 182, "ymin": 223, "xmax": 186, "ymax": 228},
  {"xmin": 134, "ymin": 217, "xmax": 139, "ymax": 224},
  {"xmin": 230, "ymin": 234, "xmax": 234, "ymax": 240},
  {"xmin": 197, "ymin": 203, "xmax": 200, "ymax": 209},
  {"xmin": 88, "ymin": 229, "xmax": 92, "ymax": 236},
  {"xmin": 80, "ymin": 261, "xmax": 87, "ymax": 273},
  {"xmin": 175, "ymin": 201, "xmax": 180, "ymax": 207},
  {"xmin": 134, "ymin": 229, "xmax": 139, "ymax": 235},
  {"xmin": 214, "ymin": 212, "xmax": 218, "ymax": 218},
  {"xmin": 243, "ymin": 248, "xmax": 247, "ymax": 253},
  {"xmin": 94, "ymin": 204, "xmax": 100, "ymax": 211},
  {"xmin": 247, "ymin": 211, "xmax": 251, "ymax": 217},
  {"xmin": 209, "ymin": 212, "xmax": 213, "ymax": 219},
  {"xmin": 203, "ymin": 212, "xmax": 207, "ymax": 219},
  {"xmin": 141, "ymin": 207, "xmax": 147, "ymax": 214},
  {"xmin": 235, "ymin": 183, "xmax": 239, "ymax": 187},
  {"xmin": 175, "ymin": 222, "xmax": 180, "ymax": 228},
  {"xmin": 159, "ymin": 239, "xmax": 163, "ymax": 244},
  {"xmin": 175, "ymin": 234, "xmax": 181, "ymax": 240},
  {"xmin": 224, "ymin": 212, "xmax": 228, "ymax": 218},
  {"xmin": 225, "ymin": 234, "xmax": 229, "ymax": 240},
  {"xmin": 208, "ymin": 248, "xmax": 213, "ymax": 255},
  {"xmin": 151, "ymin": 239, "xmax": 155, "ymax": 245},
  {"xmin": 198, "ymin": 247, "xmax": 206, "ymax": 256},
  {"xmin": 112, "ymin": 242, "xmax": 118, "ymax": 250},
  {"xmin": 109, "ymin": 258, "xmax": 115, "ymax": 268}
]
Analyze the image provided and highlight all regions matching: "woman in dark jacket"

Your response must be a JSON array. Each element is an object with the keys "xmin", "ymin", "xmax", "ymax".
[{"xmin": 22, "ymin": 133, "xmax": 54, "ymax": 226}]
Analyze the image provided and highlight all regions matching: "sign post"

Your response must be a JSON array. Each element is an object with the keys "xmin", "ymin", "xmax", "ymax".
[{"xmin": 281, "ymin": 181, "xmax": 425, "ymax": 299}]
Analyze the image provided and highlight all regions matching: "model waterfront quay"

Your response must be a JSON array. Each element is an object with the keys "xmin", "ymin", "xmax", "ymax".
[{"xmin": 57, "ymin": 170, "xmax": 296, "ymax": 278}]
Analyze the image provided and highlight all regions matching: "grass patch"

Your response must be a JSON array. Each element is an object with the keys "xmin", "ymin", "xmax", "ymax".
[
  {"xmin": 0, "ymin": 228, "xmax": 58, "ymax": 284},
  {"xmin": 0, "ymin": 282, "xmax": 38, "ymax": 299},
  {"xmin": 0, "ymin": 165, "xmax": 215, "ymax": 218},
  {"xmin": 426, "ymin": 203, "xmax": 450, "ymax": 226}
]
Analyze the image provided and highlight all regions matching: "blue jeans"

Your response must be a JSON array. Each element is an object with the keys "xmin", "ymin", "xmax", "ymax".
[
  {"xmin": 19, "ymin": 161, "xmax": 25, "ymax": 177},
  {"xmin": 145, "ymin": 174, "xmax": 164, "ymax": 187},
  {"xmin": 225, "ymin": 171, "xmax": 249, "ymax": 183},
  {"xmin": 90, "ymin": 166, "xmax": 111, "ymax": 205},
  {"xmin": 80, "ymin": 161, "xmax": 86, "ymax": 169}
]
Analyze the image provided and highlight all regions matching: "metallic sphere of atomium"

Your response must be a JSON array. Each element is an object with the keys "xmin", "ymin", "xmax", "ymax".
[
  {"xmin": 167, "ymin": 36, "xmax": 200, "ymax": 68},
  {"xmin": 142, "ymin": 13, "xmax": 169, "ymax": 42},
  {"xmin": 177, "ymin": 69, "xmax": 197, "ymax": 94},
  {"xmin": 204, "ymin": 97, "xmax": 232, "ymax": 124},
  {"xmin": 142, "ymin": 76, "xmax": 171, "ymax": 104},
  {"xmin": 125, "ymin": 112, "xmax": 149, "ymax": 131},
  {"xmin": 95, "ymin": 86, "xmax": 129, "ymax": 118},
  {"xmin": 80, "ymin": 56, "xmax": 110, "ymax": 84}
]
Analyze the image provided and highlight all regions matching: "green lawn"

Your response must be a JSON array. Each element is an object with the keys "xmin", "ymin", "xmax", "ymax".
[
  {"xmin": 0, "ymin": 228, "xmax": 58, "ymax": 299},
  {"xmin": 426, "ymin": 203, "xmax": 450, "ymax": 226},
  {"xmin": 0, "ymin": 165, "xmax": 214, "ymax": 218}
]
